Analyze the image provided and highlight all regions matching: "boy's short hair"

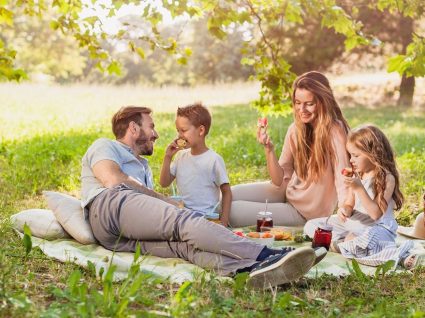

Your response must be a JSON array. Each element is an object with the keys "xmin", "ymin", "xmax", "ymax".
[{"xmin": 177, "ymin": 102, "xmax": 211, "ymax": 135}]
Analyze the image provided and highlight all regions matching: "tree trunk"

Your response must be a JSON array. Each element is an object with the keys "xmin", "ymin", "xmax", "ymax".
[
  {"xmin": 397, "ymin": 16, "xmax": 414, "ymax": 107},
  {"xmin": 397, "ymin": 75, "xmax": 415, "ymax": 107}
]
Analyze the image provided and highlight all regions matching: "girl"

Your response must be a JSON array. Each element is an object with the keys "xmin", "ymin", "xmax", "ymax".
[{"xmin": 305, "ymin": 125, "xmax": 417, "ymax": 269}]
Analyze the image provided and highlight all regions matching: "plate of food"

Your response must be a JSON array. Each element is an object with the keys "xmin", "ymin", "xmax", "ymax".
[{"xmin": 233, "ymin": 231, "xmax": 275, "ymax": 246}]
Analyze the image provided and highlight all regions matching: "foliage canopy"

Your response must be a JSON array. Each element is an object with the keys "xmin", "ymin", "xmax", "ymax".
[{"xmin": 1, "ymin": 0, "xmax": 424, "ymax": 112}]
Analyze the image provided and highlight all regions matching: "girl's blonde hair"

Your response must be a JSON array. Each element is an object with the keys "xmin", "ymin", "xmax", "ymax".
[
  {"xmin": 348, "ymin": 125, "xmax": 403, "ymax": 211},
  {"xmin": 291, "ymin": 71, "xmax": 349, "ymax": 182}
]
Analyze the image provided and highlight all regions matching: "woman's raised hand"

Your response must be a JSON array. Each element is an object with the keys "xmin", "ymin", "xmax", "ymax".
[{"xmin": 256, "ymin": 119, "xmax": 273, "ymax": 149}]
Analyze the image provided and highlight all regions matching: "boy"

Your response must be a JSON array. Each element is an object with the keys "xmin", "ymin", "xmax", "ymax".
[{"xmin": 160, "ymin": 103, "xmax": 232, "ymax": 227}]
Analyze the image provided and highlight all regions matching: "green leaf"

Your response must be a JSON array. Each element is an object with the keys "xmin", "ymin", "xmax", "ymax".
[
  {"xmin": 84, "ymin": 16, "xmax": 99, "ymax": 25},
  {"xmin": 350, "ymin": 259, "xmax": 368, "ymax": 282},
  {"xmin": 67, "ymin": 270, "xmax": 82, "ymax": 296},
  {"xmin": 49, "ymin": 20, "xmax": 60, "ymax": 30},
  {"xmin": 0, "ymin": 7, "xmax": 13, "ymax": 25},
  {"xmin": 387, "ymin": 55, "xmax": 407, "ymax": 74},
  {"xmin": 177, "ymin": 56, "xmax": 187, "ymax": 65},
  {"xmin": 136, "ymin": 47, "xmax": 145, "ymax": 59},
  {"xmin": 285, "ymin": 2, "xmax": 303, "ymax": 24},
  {"xmin": 22, "ymin": 224, "xmax": 32, "ymax": 257},
  {"xmin": 173, "ymin": 281, "xmax": 192, "ymax": 303},
  {"xmin": 232, "ymin": 272, "xmax": 248, "ymax": 296},
  {"xmin": 241, "ymin": 57, "xmax": 255, "ymax": 66},
  {"xmin": 134, "ymin": 242, "xmax": 141, "ymax": 262},
  {"xmin": 107, "ymin": 60, "xmax": 121, "ymax": 76},
  {"xmin": 184, "ymin": 47, "xmax": 192, "ymax": 57},
  {"xmin": 87, "ymin": 260, "xmax": 96, "ymax": 277}
]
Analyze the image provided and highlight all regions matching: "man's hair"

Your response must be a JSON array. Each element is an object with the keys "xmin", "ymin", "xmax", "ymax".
[
  {"xmin": 112, "ymin": 106, "xmax": 152, "ymax": 139},
  {"xmin": 177, "ymin": 102, "xmax": 211, "ymax": 135}
]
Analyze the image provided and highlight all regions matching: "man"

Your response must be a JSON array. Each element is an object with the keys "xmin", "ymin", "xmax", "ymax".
[{"xmin": 81, "ymin": 106, "xmax": 322, "ymax": 289}]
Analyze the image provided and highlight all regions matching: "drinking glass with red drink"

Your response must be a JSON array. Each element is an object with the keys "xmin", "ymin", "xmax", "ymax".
[
  {"xmin": 256, "ymin": 211, "xmax": 273, "ymax": 232},
  {"xmin": 312, "ymin": 224, "xmax": 333, "ymax": 250}
]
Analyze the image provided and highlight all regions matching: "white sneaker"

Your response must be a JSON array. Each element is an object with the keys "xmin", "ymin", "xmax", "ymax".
[
  {"xmin": 248, "ymin": 246, "xmax": 315, "ymax": 289},
  {"xmin": 313, "ymin": 247, "xmax": 327, "ymax": 266}
]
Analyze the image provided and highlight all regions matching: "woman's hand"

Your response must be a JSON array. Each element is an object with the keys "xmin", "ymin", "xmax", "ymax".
[{"xmin": 256, "ymin": 125, "xmax": 274, "ymax": 150}]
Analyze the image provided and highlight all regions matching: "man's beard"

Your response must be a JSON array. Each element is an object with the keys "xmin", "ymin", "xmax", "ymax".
[{"xmin": 136, "ymin": 131, "xmax": 154, "ymax": 156}]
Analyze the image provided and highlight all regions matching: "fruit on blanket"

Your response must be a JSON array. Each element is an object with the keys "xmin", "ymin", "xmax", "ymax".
[
  {"xmin": 233, "ymin": 231, "xmax": 244, "ymax": 237},
  {"xmin": 176, "ymin": 138, "xmax": 187, "ymax": 148},
  {"xmin": 270, "ymin": 229, "xmax": 292, "ymax": 241},
  {"xmin": 257, "ymin": 117, "xmax": 268, "ymax": 128},
  {"xmin": 274, "ymin": 233, "xmax": 284, "ymax": 241},
  {"xmin": 294, "ymin": 234, "xmax": 305, "ymax": 243},
  {"xmin": 262, "ymin": 232, "xmax": 273, "ymax": 238},
  {"xmin": 341, "ymin": 167, "xmax": 354, "ymax": 177},
  {"xmin": 247, "ymin": 232, "xmax": 261, "ymax": 238}
]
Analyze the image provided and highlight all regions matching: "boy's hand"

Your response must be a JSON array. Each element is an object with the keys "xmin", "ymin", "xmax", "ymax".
[
  {"xmin": 220, "ymin": 215, "xmax": 229, "ymax": 228},
  {"xmin": 164, "ymin": 139, "xmax": 181, "ymax": 158}
]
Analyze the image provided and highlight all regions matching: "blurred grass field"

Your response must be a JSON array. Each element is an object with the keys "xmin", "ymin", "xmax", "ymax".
[{"xmin": 0, "ymin": 83, "xmax": 424, "ymax": 317}]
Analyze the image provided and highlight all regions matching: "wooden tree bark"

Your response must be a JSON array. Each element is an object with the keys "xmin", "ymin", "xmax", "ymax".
[
  {"xmin": 397, "ymin": 75, "xmax": 415, "ymax": 107},
  {"xmin": 397, "ymin": 16, "xmax": 415, "ymax": 107}
]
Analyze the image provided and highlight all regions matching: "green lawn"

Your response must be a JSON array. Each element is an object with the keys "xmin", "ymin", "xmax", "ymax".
[{"xmin": 1, "ymin": 85, "xmax": 424, "ymax": 317}]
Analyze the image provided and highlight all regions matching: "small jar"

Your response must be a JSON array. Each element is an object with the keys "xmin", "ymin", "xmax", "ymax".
[
  {"xmin": 256, "ymin": 211, "xmax": 273, "ymax": 232},
  {"xmin": 312, "ymin": 225, "xmax": 333, "ymax": 250}
]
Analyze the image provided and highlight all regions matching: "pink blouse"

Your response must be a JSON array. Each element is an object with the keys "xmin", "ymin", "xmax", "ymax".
[{"xmin": 278, "ymin": 122, "xmax": 350, "ymax": 220}]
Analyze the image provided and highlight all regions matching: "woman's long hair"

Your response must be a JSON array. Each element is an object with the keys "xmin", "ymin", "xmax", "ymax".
[
  {"xmin": 291, "ymin": 71, "xmax": 349, "ymax": 182},
  {"xmin": 347, "ymin": 125, "xmax": 403, "ymax": 211}
]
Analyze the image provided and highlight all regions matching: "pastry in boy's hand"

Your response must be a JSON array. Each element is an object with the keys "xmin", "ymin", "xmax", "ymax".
[
  {"xmin": 341, "ymin": 167, "xmax": 354, "ymax": 177},
  {"xmin": 176, "ymin": 138, "xmax": 187, "ymax": 149}
]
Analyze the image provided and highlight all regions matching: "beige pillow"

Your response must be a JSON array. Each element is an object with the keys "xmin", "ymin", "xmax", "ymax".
[
  {"xmin": 10, "ymin": 209, "xmax": 71, "ymax": 240},
  {"xmin": 43, "ymin": 191, "xmax": 96, "ymax": 245}
]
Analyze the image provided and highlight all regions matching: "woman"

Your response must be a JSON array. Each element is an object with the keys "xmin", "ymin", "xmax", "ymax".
[{"xmin": 229, "ymin": 71, "xmax": 351, "ymax": 227}]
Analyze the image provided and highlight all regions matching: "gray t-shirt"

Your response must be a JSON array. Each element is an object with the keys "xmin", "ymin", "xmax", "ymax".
[
  {"xmin": 81, "ymin": 138, "xmax": 153, "ymax": 209},
  {"xmin": 170, "ymin": 149, "xmax": 229, "ymax": 215}
]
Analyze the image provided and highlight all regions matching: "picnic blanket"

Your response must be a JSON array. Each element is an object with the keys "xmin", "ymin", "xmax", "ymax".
[{"xmin": 15, "ymin": 226, "xmax": 425, "ymax": 283}]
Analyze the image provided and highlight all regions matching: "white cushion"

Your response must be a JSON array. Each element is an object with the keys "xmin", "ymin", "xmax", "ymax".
[
  {"xmin": 10, "ymin": 209, "xmax": 70, "ymax": 240},
  {"xmin": 43, "ymin": 191, "xmax": 96, "ymax": 245}
]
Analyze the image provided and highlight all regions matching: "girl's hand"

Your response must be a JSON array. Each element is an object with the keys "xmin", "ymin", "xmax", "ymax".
[
  {"xmin": 164, "ymin": 139, "xmax": 180, "ymax": 158},
  {"xmin": 337, "ymin": 207, "xmax": 349, "ymax": 223},
  {"xmin": 343, "ymin": 175, "xmax": 363, "ymax": 191}
]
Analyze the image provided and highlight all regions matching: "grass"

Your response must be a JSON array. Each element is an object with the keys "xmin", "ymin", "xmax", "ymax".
[{"xmin": 1, "ymin": 83, "xmax": 425, "ymax": 317}]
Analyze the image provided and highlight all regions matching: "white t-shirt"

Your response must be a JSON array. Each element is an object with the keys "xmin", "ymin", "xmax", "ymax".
[{"xmin": 170, "ymin": 149, "xmax": 229, "ymax": 215}]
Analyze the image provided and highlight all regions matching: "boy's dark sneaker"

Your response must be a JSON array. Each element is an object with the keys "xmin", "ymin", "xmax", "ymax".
[{"xmin": 248, "ymin": 246, "xmax": 315, "ymax": 289}]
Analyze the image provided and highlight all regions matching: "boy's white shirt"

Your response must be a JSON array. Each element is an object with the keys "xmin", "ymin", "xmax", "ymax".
[{"xmin": 170, "ymin": 148, "xmax": 229, "ymax": 215}]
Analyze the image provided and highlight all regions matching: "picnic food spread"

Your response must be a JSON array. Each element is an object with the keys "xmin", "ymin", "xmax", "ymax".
[{"xmin": 233, "ymin": 228, "xmax": 293, "ymax": 241}]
